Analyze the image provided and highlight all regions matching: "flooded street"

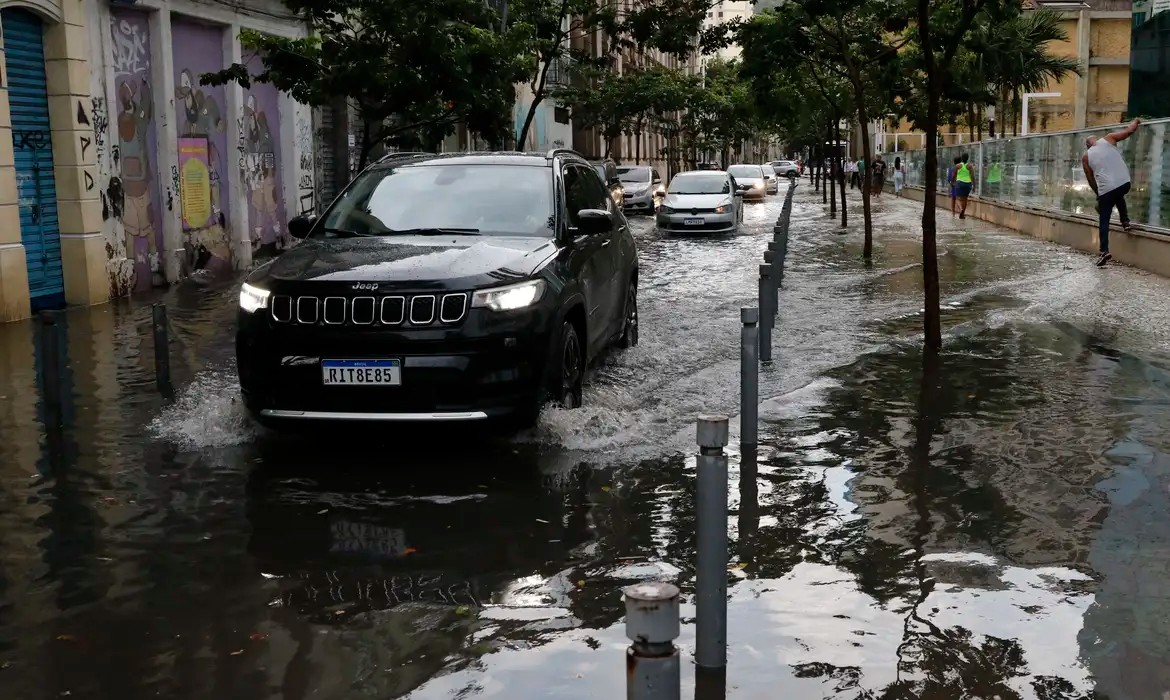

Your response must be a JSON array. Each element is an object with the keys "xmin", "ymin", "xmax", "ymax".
[{"xmin": 2, "ymin": 184, "xmax": 1170, "ymax": 699}]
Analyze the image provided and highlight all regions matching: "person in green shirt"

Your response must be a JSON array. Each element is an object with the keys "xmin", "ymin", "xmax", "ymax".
[
  {"xmin": 954, "ymin": 153, "xmax": 975, "ymax": 219},
  {"xmin": 986, "ymin": 161, "xmax": 1002, "ymax": 198}
]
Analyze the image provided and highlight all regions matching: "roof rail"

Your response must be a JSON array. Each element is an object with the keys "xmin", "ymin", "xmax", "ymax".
[
  {"xmin": 374, "ymin": 151, "xmax": 434, "ymax": 164},
  {"xmin": 545, "ymin": 147, "xmax": 584, "ymax": 160}
]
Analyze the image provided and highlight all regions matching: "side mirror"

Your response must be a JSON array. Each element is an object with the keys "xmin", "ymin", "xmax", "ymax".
[
  {"xmin": 288, "ymin": 213, "xmax": 317, "ymax": 239},
  {"xmin": 653, "ymin": 178, "xmax": 663, "ymax": 185},
  {"xmin": 733, "ymin": 190, "xmax": 745, "ymax": 198},
  {"xmin": 576, "ymin": 208, "xmax": 613, "ymax": 235}
]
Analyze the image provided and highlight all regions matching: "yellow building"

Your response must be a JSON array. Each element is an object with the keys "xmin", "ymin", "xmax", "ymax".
[
  {"xmin": 1025, "ymin": 0, "xmax": 1131, "ymax": 133},
  {"xmin": 873, "ymin": 0, "xmax": 1133, "ymax": 155}
]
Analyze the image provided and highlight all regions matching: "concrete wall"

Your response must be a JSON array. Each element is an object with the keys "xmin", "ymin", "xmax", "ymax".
[
  {"xmin": 82, "ymin": 0, "xmax": 310, "ymax": 301},
  {"xmin": 898, "ymin": 184, "xmax": 1170, "ymax": 278}
]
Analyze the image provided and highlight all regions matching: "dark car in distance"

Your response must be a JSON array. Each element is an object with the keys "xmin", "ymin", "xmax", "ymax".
[
  {"xmin": 590, "ymin": 158, "xmax": 625, "ymax": 209},
  {"xmin": 236, "ymin": 149, "xmax": 639, "ymax": 428}
]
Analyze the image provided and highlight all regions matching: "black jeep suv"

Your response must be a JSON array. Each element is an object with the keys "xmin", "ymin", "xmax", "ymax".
[{"xmin": 236, "ymin": 150, "xmax": 639, "ymax": 427}]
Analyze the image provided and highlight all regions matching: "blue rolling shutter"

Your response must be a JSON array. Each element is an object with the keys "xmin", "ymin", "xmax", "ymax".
[{"xmin": 3, "ymin": 8, "xmax": 64, "ymax": 310}]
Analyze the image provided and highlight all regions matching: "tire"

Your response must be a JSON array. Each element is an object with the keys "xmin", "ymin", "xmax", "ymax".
[
  {"xmin": 617, "ymin": 281, "xmax": 639, "ymax": 349},
  {"xmin": 554, "ymin": 321, "xmax": 584, "ymax": 409}
]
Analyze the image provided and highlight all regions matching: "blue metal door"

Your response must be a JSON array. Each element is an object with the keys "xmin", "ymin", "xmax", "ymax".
[{"xmin": 3, "ymin": 8, "xmax": 64, "ymax": 310}]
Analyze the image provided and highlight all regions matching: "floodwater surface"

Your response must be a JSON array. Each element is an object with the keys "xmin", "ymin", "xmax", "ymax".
[{"xmin": 0, "ymin": 183, "xmax": 1168, "ymax": 699}]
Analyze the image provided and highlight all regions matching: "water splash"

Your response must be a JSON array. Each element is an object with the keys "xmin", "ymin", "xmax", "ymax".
[{"xmin": 149, "ymin": 369, "xmax": 257, "ymax": 449}]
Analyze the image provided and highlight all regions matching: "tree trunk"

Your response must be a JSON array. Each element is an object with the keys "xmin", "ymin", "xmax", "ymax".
[
  {"xmin": 828, "ymin": 120, "xmax": 836, "ymax": 214},
  {"xmin": 517, "ymin": 53, "xmax": 556, "ymax": 150},
  {"xmin": 917, "ymin": 0, "xmax": 943, "ymax": 353},
  {"xmin": 836, "ymin": 119, "xmax": 847, "ymax": 229},
  {"xmin": 856, "ymin": 104, "xmax": 874, "ymax": 260}
]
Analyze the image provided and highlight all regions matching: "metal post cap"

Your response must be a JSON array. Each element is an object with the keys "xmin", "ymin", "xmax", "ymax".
[
  {"xmin": 741, "ymin": 307, "xmax": 758, "ymax": 324},
  {"xmin": 624, "ymin": 582, "xmax": 681, "ymax": 643},
  {"xmin": 696, "ymin": 415, "xmax": 729, "ymax": 448},
  {"xmin": 763, "ymin": 250, "xmax": 776, "ymax": 264},
  {"xmin": 759, "ymin": 263, "xmax": 772, "ymax": 278}
]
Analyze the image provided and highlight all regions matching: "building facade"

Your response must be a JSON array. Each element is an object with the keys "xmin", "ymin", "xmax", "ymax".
[
  {"xmin": 0, "ymin": 0, "xmax": 316, "ymax": 323},
  {"xmin": 703, "ymin": 0, "xmax": 752, "ymax": 61}
]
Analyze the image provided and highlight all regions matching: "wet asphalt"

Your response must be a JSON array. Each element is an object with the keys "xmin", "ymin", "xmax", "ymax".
[{"xmin": 1, "ymin": 181, "xmax": 1169, "ymax": 698}]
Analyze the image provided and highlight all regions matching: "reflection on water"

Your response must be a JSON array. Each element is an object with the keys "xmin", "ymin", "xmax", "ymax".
[{"xmin": 0, "ymin": 190, "xmax": 1169, "ymax": 698}]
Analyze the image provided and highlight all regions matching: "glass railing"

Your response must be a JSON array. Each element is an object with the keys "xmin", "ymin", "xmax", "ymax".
[{"xmin": 889, "ymin": 118, "xmax": 1170, "ymax": 232}]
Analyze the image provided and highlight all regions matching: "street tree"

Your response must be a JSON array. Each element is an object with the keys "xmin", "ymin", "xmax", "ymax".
[
  {"xmin": 201, "ymin": 0, "xmax": 527, "ymax": 169},
  {"xmin": 740, "ymin": 1, "xmax": 907, "ymax": 261},
  {"xmin": 506, "ymin": 0, "xmax": 722, "ymax": 150},
  {"xmin": 901, "ymin": 0, "xmax": 1020, "ymax": 352}
]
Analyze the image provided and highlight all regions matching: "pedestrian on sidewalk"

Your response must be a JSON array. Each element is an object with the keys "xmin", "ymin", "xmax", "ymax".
[
  {"xmin": 848, "ymin": 159, "xmax": 859, "ymax": 189},
  {"xmin": 871, "ymin": 156, "xmax": 887, "ymax": 198},
  {"xmin": 954, "ymin": 153, "xmax": 974, "ymax": 219},
  {"xmin": 857, "ymin": 156, "xmax": 866, "ymax": 193},
  {"xmin": 1083, "ymin": 118, "xmax": 1141, "ymax": 267},
  {"xmin": 946, "ymin": 156, "xmax": 961, "ymax": 217},
  {"xmin": 893, "ymin": 156, "xmax": 904, "ymax": 195}
]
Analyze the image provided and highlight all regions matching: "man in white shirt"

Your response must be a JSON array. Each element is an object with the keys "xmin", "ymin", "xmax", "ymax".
[{"xmin": 1083, "ymin": 118, "xmax": 1141, "ymax": 267}]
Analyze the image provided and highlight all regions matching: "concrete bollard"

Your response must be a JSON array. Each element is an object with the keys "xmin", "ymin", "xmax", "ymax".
[
  {"xmin": 151, "ymin": 303, "xmax": 174, "ymax": 400},
  {"xmin": 740, "ymin": 308, "xmax": 758, "ymax": 452},
  {"xmin": 625, "ymin": 582, "xmax": 681, "ymax": 700},
  {"xmin": 758, "ymin": 265, "xmax": 773, "ymax": 365},
  {"xmin": 695, "ymin": 415, "xmax": 730, "ymax": 670},
  {"xmin": 38, "ymin": 311, "xmax": 63, "ymax": 429}
]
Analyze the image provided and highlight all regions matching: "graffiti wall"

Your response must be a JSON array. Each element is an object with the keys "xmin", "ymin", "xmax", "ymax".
[
  {"xmin": 241, "ymin": 50, "xmax": 287, "ymax": 255},
  {"xmin": 108, "ymin": 9, "xmax": 163, "ymax": 293},
  {"xmin": 171, "ymin": 18, "xmax": 231, "ymax": 272}
]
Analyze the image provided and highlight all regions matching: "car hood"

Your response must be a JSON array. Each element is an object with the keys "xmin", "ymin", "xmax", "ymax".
[
  {"xmin": 664, "ymin": 193, "xmax": 732, "ymax": 210},
  {"xmin": 251, "ymin": 235, "xmax": 557, "ymax": 290},
  {"xmin": 623, "ymin": 182, "xmax": 651, "ymax": 193}
]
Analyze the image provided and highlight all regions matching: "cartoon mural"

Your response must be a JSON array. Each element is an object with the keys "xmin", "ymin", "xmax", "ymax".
[
  {"xmin": 109, "ymin": 10, "xmax": 163, "ymax": 292},
  {"xmin": 172, "ymin": 19, "xmax": 230, "ymax": 272},
  {"xmin": 241, "ymin": 51, "xmax": 286, "ymax": 254}
]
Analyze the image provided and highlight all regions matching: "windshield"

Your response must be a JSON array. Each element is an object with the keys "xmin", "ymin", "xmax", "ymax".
[
  {"xmin": 668, "ymin": 173, "xmax": 730, "ymax": 195},
  {"xmin": 318, "ymin": 164, "xmax": 554, "ymax": 237},
  {"xmin": 617, "ymin": 166, "xmax": 651, "ymax": 183},
  {"xmin": 727, "ymin": 165, "xmax": 763, "ymax": 179}
]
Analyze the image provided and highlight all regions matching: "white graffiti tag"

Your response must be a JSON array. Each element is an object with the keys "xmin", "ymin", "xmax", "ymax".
[{"xmin": 110, "ymin": 19, "xmax": 148, "ymax": 77}]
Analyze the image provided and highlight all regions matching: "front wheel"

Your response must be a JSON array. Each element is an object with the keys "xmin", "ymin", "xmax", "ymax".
[
  {"xmin": 617, "ymin": 281, "xmax": 639, "ymax": 349},
  {"xmin": 554, "ymin": 321, "xmax": 584, "ymax": 409}
]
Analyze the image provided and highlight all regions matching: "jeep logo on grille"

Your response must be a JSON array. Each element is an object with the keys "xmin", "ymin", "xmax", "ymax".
[{"xmin": 352, "ymin": 283, "xmax": 379, "ymax": 291}]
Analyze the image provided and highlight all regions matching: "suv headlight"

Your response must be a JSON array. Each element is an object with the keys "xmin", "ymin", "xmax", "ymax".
[
  {"xmin": 658, "ymin": 205, "xmax": 675, "ymax": 214},
  {"xmin": 239, "ymin": 282, "xmax": 271, "ymax": 313},
  {"xmin": 472, "ymin": 279, "xmax": 546, "ymax": 312}
]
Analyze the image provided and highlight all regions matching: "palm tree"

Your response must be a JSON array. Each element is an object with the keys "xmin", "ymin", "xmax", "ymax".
[{"xmin": 984, "ymin": 9, "xmax": 1082, "ymax": 136}]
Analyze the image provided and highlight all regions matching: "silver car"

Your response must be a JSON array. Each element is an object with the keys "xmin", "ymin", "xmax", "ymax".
[
  {"xmin": 618, "ymin": 165, "xmax": 665, "ymax": 213},
  {"xmin": 727, "ymin": 164, "xmax": 768, "ymax": 200},
  {"xmin": 761, "ymin": 164, "xmax": 779, "ymax": 194},
  {"xmin": 656, "ymin": 171, "xmax": 744, "ymax": 235}
]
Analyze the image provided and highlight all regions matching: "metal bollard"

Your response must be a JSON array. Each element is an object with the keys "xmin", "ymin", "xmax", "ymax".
[
  {"xmin": 625, "ymin": 582, "xmax": 681, "ymax": 700},
  {"xmin": 695, "ymin": 415, "xmax": 730, "ymax": 670},
  {"xmin": 740, "ymin": 308, "xmax": 758, "ymax": 452},
  {"xmin": 151, "ymin": 303, "xmax": 174, "ymax": 399},
  {"xmin": 758, "ymin": 265, "xmax": 773, "ymax": 365},
  {"xmin": 38, "ymin": 311, "xmax": 63, "ymax": 429}
]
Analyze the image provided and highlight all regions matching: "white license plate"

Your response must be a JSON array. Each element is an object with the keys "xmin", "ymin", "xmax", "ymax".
[
  {"xmin": 684, "ymin": 217, "xmax": 704, "ymax": 225},
  {"xmin": 330, "ymin": 520, "xmax": 407, "ymax": 557},
  {"xmin": 322, "ymin": 359, "xmax": 401, "ymax": 386}
]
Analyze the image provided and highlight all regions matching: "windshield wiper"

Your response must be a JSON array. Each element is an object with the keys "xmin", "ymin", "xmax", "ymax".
[
  {"xmin": 321, "ymin": 227, "xmax": 377, "ymax": 238},
  {"xmin": 384, "ymin": 227, "xmax": 481, "ymax": 236}
]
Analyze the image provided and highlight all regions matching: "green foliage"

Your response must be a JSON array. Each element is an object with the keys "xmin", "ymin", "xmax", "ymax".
[
  {"xmin": 200, "ymin": 0, "xmax": 528, "ymax": 165},
  {"xmin": 507, "ymin": 0, "xmax": 723, "ymax": 147}
]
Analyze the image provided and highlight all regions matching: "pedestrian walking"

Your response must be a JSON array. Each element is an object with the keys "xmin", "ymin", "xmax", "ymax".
[
  {"xmin": 893, "ymin": 156, "xmax": 904, "ymax": 195},
  {"xmin": 871, "ymin": 156, "xmax": 887, "ymax": 198},
  {"xmin": 857, "ymin": 156, "xmax": 866, "ymax": 193},
  {"xmin": 946, "ymin": 156, "xmax": 961, "ymax": 217},
  {"xmin": 847, "ymin": 159, "xmax": 858, "ymax": 189},
  {"xmin": 954, "ymin": 153, "xmax": 974, "ymax": 219},
  {"xmin": 1083, "ymin": 118, "xmax": 1140, "ymax": 267}
]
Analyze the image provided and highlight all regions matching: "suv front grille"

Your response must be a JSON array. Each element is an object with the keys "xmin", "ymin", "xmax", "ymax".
[{"xmin": 271, "ymin": 293, "xmax": 469, "ymax": 328}]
